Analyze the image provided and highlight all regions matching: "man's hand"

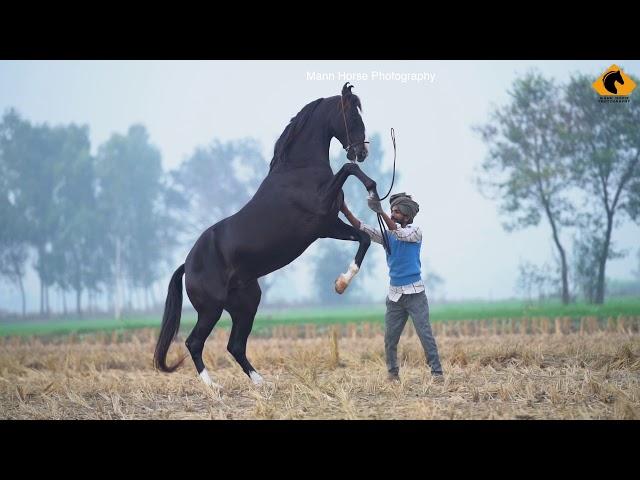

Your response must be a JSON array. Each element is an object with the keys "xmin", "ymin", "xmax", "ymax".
[{"xmin": 367, "ymin": 198, "xmax": 384, "ymax": 214}]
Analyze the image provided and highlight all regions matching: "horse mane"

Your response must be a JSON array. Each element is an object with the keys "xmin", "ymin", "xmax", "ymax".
[{"xmin": 269, "ymin": 98, "xmax": 324, "ymax": 172}]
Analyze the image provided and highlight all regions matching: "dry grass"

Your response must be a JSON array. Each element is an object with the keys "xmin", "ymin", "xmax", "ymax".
[{"xmin": 1, "ymin": 329, "xmax": 639, "ymax": 419}]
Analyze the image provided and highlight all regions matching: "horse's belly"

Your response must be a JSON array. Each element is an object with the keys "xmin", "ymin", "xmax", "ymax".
[{"xmin": 231, "ymin": 234, "xmax": 316, "ymax": 281}]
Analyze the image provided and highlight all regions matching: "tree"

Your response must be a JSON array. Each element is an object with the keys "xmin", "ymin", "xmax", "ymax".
[
  {"xmin": 606, "ymin": 248, "xmax": 640, "ymax": 297},
  {"xmin": 172, "ymin": 138, "xmax": 268, "ymax": 234},
  {"xmin": 0, "ymin": 244, "xmax": 28, "ymax": 316},
  {"xmin": 48, "ymin": 124, "xmax": 105, "ymax": 315},
  {"xmin": 564, "ymin": 73, "xmax": 640, "ymax": 304},
  {"xmin": 474, "ymin": 71, "xmax": 574, "ymax": 304},
  {"xmin": 0, "ymin": 112, "xmax": 29, "ymax": 315},
  {"xmin": 0, "ymin": 110, "xmax": 64, "ymax": 315},
  {"xmin": 96, "ymin": 125, "xmax": 173, "ymax": 318},
  {"xmin": 516, "ymin": 261, "xmax": 560, "ymax": 303}
]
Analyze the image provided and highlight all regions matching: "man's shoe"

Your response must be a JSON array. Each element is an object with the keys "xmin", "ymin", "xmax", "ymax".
[
  {"xmin": 388, "ymin": 372, "xmax": 400, "ymax": 382},
  {"xmin": 432, "ymin": 373, "xmax": 444, "ymax": 384}
]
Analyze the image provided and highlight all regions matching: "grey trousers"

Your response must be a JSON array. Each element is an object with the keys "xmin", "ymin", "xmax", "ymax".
[{"xmin": 385, "ymin": 291, "xmax": 443, "ymax": 375}]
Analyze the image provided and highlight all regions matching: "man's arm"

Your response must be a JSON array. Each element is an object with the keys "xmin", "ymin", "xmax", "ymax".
[
  {"xmin": 340, "ymin": 201, "xmax": 361, "ymax": 229},
  {"xmin": 341, "ymin": 201, "xmax": 383, "ymax": 245}
]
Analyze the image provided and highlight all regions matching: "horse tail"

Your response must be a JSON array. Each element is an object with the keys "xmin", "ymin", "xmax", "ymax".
[{"xmin": 154, "ymin": 264, "xmax": 187, "ymax": 373}]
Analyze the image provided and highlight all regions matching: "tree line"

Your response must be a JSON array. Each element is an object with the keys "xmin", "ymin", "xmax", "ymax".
[
  {"xmin": 476, "ymin": 71, "xmax": 640, "ymax": 304},
  {"xmin": 0, "ymin": 111, "xmax": 402, "ymax": 318}
]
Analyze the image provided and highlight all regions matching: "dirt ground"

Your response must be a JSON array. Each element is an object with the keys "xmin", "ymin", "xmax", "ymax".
[{"xmin": 1, "ymin": 329, "xmax": 638, "ymax": 419}]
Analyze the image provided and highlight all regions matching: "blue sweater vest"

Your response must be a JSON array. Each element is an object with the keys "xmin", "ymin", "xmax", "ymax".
[{"xmin": 385, "ymin": 231, "xmax": 422, "ymax": 286}]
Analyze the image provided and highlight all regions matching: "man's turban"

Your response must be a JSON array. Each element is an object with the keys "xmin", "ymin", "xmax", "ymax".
[{"xmin": 390, "ymin": 192, "xmax": 419, "ymax": 221}]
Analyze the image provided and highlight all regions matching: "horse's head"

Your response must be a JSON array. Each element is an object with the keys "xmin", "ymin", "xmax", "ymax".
[
  {"xmin": 334, "ymin": 83, "xmax": 368, "ymax": 162},
  {"xmin": 603, "ymin": 70, "xmax": 625, "ymax": 95}
]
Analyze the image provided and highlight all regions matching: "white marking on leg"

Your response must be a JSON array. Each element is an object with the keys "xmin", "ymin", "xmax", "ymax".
[
  {"xmin": 335, "ymin": 262, "xmax": 360, "ymax": 293},
  {"xmin": 343, "ymin": 261, "xmax": 360, "ymax": 282},
  {"xmin": 335, "ymin": 262, "xmax": 360, "ymax": 294},
  {"xmin": 250, "ymin": 371, "xmax": 264, "ymax": 386},
  {"xmin": 199, "ymin": 369, "xmax": 222, "ymax": 388},
  {"xmin": 348, "ymin": 261, "xmax": 359, "ymax": 275}
]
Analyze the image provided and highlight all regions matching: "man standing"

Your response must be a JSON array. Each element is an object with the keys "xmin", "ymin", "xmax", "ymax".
[{"xmin": 340, "ymin": 193, "xmax": 444, "ymax": 383}]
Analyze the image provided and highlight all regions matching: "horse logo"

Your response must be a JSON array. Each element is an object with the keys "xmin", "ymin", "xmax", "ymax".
[
  {"xmin": 603, "ymin": 70, "xmax": 624, "ymax": 94},
  {"xmin": 592, "ymin": 65, "xmax": 637, "ymax": 101}
]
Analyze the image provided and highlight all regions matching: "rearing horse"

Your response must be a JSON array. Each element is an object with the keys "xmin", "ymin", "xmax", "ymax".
[{"xmin": 154, "ymin": 83, "xmax": 380, "ymax": 387}]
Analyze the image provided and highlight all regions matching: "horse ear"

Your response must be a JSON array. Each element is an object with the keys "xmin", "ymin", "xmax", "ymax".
[{"xmin": 341, "ymin": 82, "xmax": 354, "ymax": 97}]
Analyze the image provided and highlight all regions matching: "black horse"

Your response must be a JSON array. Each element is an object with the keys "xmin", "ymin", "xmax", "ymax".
[{"xmin": 154, "ymin": 83, "xmax": 380, "ymax": 387}]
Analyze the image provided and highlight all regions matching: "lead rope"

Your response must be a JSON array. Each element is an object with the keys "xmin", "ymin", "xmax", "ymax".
[{"xmin": 376, "ymin": 128, "xmax": 397, "ymax": 255}]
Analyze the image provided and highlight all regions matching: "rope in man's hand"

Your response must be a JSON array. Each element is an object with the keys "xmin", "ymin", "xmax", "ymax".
[{"xmin": 373, "ymin": 128, "xmax": 397, "ymax": 255}]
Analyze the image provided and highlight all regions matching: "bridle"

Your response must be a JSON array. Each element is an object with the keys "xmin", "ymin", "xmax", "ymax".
[
  {"xmin": 340, "ymin": 89, "xmax": 398, "ymax": 256},
  {"xmin": 339, "ymin": 92, "xmax": 369, "ymax": 159}
]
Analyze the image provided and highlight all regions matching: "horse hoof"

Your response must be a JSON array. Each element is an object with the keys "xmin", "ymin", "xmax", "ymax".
[
  {"xmin": 335, "ymin": 275, "xmax": 348, "ymax": 294},
  {"xmin": 250, "ymin": 371, "xmax": 264, "ymax": 386},
  {"xmin": 199, "ymin": 369, "xmax": 223, "ymax": 389}
]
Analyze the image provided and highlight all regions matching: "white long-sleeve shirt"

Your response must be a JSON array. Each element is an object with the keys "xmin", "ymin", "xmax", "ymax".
[{"xmin": 359, "ymin": 222, "xmax": 425, "ymax": 302}]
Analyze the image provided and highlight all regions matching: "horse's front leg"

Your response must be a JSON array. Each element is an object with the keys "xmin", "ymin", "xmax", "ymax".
[
  {"xmin": 320, "ymin": 162, "xmax": 380, "ymax": 212},
  {"xmin": 320, "ymin": 217, "xmax": 372, "ymax": 294}
]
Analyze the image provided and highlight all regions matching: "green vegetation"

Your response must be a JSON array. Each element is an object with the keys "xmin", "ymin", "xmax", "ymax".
[{"xmin": 2, "ymin": 297, "xmax": 639, "ymax": 338}]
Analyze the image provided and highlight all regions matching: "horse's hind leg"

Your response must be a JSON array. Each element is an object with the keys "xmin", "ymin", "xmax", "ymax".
[
  {"xmin": 225, "ymin": 280, "xmax": 263, "ymax": 385},
  {"xmin": 186, "ymin": 304, "xmax": 224, "ymax": 388}
]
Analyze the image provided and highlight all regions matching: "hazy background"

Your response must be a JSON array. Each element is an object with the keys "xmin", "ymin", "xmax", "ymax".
[{"xmin": 1, "ymin": 60, "xmax": 639, "ymax": 314}]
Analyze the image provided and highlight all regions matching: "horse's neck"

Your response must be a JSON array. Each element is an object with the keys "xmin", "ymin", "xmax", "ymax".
[
  {"xmin": 270, "ymin": 98, "xmax": 342, "ymax": 173},
  {"xmin": 277, "ymin": 126, "xmax": 333, "ymax": 172}
]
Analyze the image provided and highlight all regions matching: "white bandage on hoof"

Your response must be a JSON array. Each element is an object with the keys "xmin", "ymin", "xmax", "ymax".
[
  {"xmin": 250, "ymin": 371, "xmax": 264, "ymax": 386},
  {"xmin": 347, "ymin": 261, "xmax": 359, "ymax": 276},
  {"xmin": 335, "ymin": 262, "xmax": 359, "ymax": 294},
  {"xmin": 199, "ymin": 369, "xmax": 222, "ymax": 389}
]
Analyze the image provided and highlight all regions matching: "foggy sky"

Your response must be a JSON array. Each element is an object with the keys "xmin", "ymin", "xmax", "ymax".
[{"xmin": 1, "ymin": 60, "xmax": 639, "ymax": 310}]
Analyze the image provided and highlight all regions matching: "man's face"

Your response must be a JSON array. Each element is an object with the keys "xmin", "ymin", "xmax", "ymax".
[{"xmin": 391, "ymin": 206, "xmax": 409, "ymax": 224}]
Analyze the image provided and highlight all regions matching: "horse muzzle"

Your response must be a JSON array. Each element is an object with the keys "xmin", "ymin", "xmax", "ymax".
[{"xmin": 347, "ymin": 144, "xmax": 368, "ymax": 162}]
